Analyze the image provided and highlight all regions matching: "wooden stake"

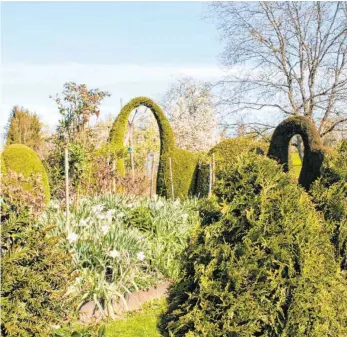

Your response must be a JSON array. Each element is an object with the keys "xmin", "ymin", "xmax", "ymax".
[
  {"xmin": 208, "ymin": 159, "xmax": 212, "ymax": 198},
  {"xmin": 65, "ymin": 147, "xmax": 70, "ymax": 230},
  {"xmin": 150, "ymin": 154, "xmax": 155, "ymax": 198},
  {"xmin": 169, "ymin": 157, "xmax": 174, "ymax": 199},
  {"xmin": 212, "ymin": 153, "xmax": 215, "ymax": 187},
  {"xmin": 112, "ymin": 159, "xmax": 116, "ymax": 193}
]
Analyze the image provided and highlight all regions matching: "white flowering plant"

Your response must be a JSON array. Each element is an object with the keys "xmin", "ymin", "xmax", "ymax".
[{"xmin": 41, "ymin": 194, "xmax": 199, "ymax": 317}]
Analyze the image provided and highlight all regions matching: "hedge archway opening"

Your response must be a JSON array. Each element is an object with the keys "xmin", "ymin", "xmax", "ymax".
[
  {"xmin": 109, "ymin": 97, "xmax": 177, "ymax": 197},
  {"xmin": 267, "ymin": 116, "xmax": 326, "ymax": 189}
]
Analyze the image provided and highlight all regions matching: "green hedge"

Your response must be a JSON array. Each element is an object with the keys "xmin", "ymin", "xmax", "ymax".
[
  {"xmin": 160, "ymin": 152, "xmax": 347, "ymax": 337},
  {"xmin": 2, "ymin": 144, "xmax": 50, "ymax": 203},
  {"xmin": 109, "ymin": 97, "xmax": 198, "ymax": 199},
  {"xmin": 159, "ymin": 149, "xmax": 199, "ymax": 199},
  {"xmin": 192, "ymin": 137, "xmax": 268, "ymax": 198},
  {"xmin": 267, "ymin": 116, "xmax": 328, "ymax": 190},
  {"xmin": 310, "ymin": 140, "xmax": 347, "ymax": 270}
]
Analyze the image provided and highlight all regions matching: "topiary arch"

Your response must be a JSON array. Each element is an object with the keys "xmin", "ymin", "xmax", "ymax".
[
  {"xmin": 109, "ymin": 96, "xmax": 198, "ymax": 198},
  {"xmin": 267, "ymin": 116, "xmax": 327, "ymax": 190}
]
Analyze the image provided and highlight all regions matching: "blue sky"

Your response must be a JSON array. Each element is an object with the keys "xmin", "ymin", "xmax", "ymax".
[{"xmin": 1, "ymin": 1, "xmax": 224, "ymax": 135}]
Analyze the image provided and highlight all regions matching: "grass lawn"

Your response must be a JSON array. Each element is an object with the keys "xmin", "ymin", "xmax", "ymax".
[
  {"xmin": 292, "ymin": 152, "xmax": 302, "ymax": 179},
  {"xmin": 104, "ymin": 299, "xmax": 166, "ymax": 337}
]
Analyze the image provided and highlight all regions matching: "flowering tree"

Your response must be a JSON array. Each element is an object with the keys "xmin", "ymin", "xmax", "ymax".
[{"xmin": 161, "ymin": 77, "xmax": 220, "ymax": 153}]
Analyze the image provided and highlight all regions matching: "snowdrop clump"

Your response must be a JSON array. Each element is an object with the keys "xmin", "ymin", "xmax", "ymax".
[{"xmin": 41, "ymin": 194, "xmax": 200, "ymax": 316}]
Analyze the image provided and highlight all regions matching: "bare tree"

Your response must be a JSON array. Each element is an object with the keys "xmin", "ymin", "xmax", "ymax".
[
  {"xmin": 211, "ymin": 1, "xmax": 347, "ymax": 146},
  {"xmin": 161, "ymin": 77, "xmax": 220, "ymax": 152}
]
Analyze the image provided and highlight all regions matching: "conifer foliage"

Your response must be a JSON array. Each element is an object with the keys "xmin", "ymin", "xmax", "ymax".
[
  {"xmin": 1, "ymin": 173, "xmax": 77, "ymax": 336},
  {"xmin": 160, "ymin": 153, "xmax": 347, "ymax": 337}
]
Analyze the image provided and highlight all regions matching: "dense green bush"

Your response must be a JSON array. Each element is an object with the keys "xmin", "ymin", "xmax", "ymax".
[
  {"xmin": 310, "ymin": 140, "xmax": 347, "ymax": 270},
  {"xmin": 192, "ymin": 137, "xmax": 268, "ymax": 197},
  {"xmin": 159, "ymin": 149, "xmax": 199, "ymax": 199},
  {"xmin": 267, "ymin": 116, "xmax": 328, "ymax": 189},
  {"xmin": 1, "ymin": 176, "xmax": 76, "ymax": 337},
  {"xmin": 2, "ymin": 144, "xmax": 50, "ymax": 202},
  {"xmin": 160, "ymin": 153, "xmax": 347, "ymax": 337}
]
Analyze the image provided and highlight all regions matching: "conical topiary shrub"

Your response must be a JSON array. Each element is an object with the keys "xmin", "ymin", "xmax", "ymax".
[{"xmin": 160, "ymin": 153, "xmax": 347, "ymax": 337}]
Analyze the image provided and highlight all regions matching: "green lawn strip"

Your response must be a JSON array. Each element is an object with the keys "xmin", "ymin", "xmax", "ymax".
[
  {"xmin": 291, "ymin": 152, "xmax": 302, "ymax": 178},
  {"xmin": 104, "ymin": 298, "xmax": 166, "ymax": 337}
]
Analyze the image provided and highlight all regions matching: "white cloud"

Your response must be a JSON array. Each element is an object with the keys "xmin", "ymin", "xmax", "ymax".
[{"xmin": 1, "ymin": 62, "xmax": 225, "ymax": 86}]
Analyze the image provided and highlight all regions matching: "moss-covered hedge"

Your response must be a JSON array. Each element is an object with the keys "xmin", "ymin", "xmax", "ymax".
[
  {"xmin": 192, "ymin": 137, "xmax": 268, "ymax": 198},
  {"xmin": 160, "ymin": 152, "xmax": 347, "ymax": 337},
  {"xmin": 267, "ymin": 116, "xmax": 328, "ymax": 189},
  {"xmin": 2, "ymin": 144, "xmax": 50, "ymax": 203},
  {"xmin": 109, "ymin": 97, "xmax": 198, "ymax": 198}
]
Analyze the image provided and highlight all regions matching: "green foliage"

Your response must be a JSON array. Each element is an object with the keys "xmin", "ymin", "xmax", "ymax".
[
  {"xmin": 40, "ymin": 195, "xmax": 199, "ymax": 317},
  {"xmin": 52, "ymin": 323, "xmax": 105, "ymax": 337},
  {"xmin": 160, "ymin": 153, "xmax": 347, "ymax": 337},
  {"xmin": 159, "ymin": 149, "xmax": 199, "ymax": 199},
  {"xmin": 51, "ymin": 82, "xmax": 110, "ymax": 144},
  {"xmin": 1, "ymin": 204, "xmax": 77, "ymax": 336},
  {"xmin": 104, "ymin": 299, "xmax": 166, "ymax": 337},
  {"xmin": 5, "ymin": 106, "xmax": 44, "ymax": 152},
  {"xmin": 2, "ymin": 144, "xmax": 50, "ymax": 203},
  {"xmin": 109, "ymin": 97, "xmax": 177, "ymax": 197},
  {"xmin": 310, "ymin": 140, "xmax": 347, "ymax": 270},
  {"xmin": 268, "ymin": 116, "xmax": 327, "ymax": 189},
  {"xmin": 192, "ymin": 137, "xmax": 268, "ymax": 197}
]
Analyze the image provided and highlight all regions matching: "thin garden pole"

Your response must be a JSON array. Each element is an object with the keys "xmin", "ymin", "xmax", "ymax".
[
  {"xmin": 212, "ymin": 153, "xmax": 215, "ymax": 187},
  {"xmin": 65, "ymin": 147, "xmax": 70, "ymax": 230},
  {"xmin": 208, "ymin": 159, "xmax": 212, "ymax": 198},
  {"xmin": 150, "ymin": 154, "xmax": 155, "ymax": 198},
  {"xmin": 169, "ymin": 157, "xmax": 174, "ymax": 200},
  {"xmin": 112, "ymin": 159, "xmax": 116, "ymax": 194}
]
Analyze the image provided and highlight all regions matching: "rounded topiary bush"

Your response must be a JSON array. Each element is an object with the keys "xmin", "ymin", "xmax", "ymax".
[
  {"xmin": 267, "ymin": 116, "xmax": 327, "ymax": 190},
  {"xmin": 310, "ymin": 140, "xmax": 347, "ymax": 270},
  {"xmin": 160, "ymin": 153, "xmax": 347, "ymax": 337},
  {"xmin": 2, "ymin": 144, "xmax": 50, "ymax": 203},
  {"xmin": 192, "ymin": 137, "xmax": 268, "ymax": 197}
]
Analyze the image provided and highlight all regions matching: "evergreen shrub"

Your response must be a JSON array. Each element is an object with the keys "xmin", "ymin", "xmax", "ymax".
[
  {"xmin": 310, "ymin": 140, "xmax": 347, "ymax": 270},
  {"xmin": 1, "ymin": 174, "xmax": 77, "ymax": 337},
  {"xmin": 160, "ymin": 153, "xmax": 347, "ymax": 337},
  {"xmin": 2, "ymin": 144, "xmax": 50, "ymax": 203}
]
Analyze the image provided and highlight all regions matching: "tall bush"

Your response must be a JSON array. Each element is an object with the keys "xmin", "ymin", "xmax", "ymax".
[
  {"xmin": 1, "ymin": 173, "xmax": 77, "ymax": 337},
  {"xmin": 310, "ymin": 140, "xmax": 347, "ymax": 269},
  {"xmin": 160, "ymin": 153, "xmax": 347, "ymax": 337}
]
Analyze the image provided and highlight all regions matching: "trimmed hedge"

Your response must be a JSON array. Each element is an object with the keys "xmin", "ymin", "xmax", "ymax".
[
  {"xmin": 310, "ymin": 140, "xmax": 347, "ymax": 270},
  {"xmin": 192, "ymin": 137, "xmax": 268, "ymax": 197},
  {"xmin": 2, "ymin": 144, "xmax": 50, "ymax": 203},
  {"xmin": 160, "ymin": 152, "xmax": 347, "ymax": 337},
  {"xmin": 159, "ymin": 149, "xmax": 199, "ymax": 199},
  {"xmin": 267, "ymin": 116, "xmax": 328, "ymax": 189},
  {"xmin": 109, "ymin": 97, "xmax": 197, "ymax": 199}
]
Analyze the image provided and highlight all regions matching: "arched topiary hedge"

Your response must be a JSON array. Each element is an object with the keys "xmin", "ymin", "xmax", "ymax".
[
  {"xmin": 2, "ymin": 144, "xmax": 50, "ymax": 202},
  {"xmin": 109, "ymin": 97, "xmax": 198, "ymax": 198},
  {"xmin": 268, "ymin": 116, "xmax": 327, "ymax": 190},
  {"xmin": 192, "ymin": 137, "xmax": 268, "ymax": 197}
]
